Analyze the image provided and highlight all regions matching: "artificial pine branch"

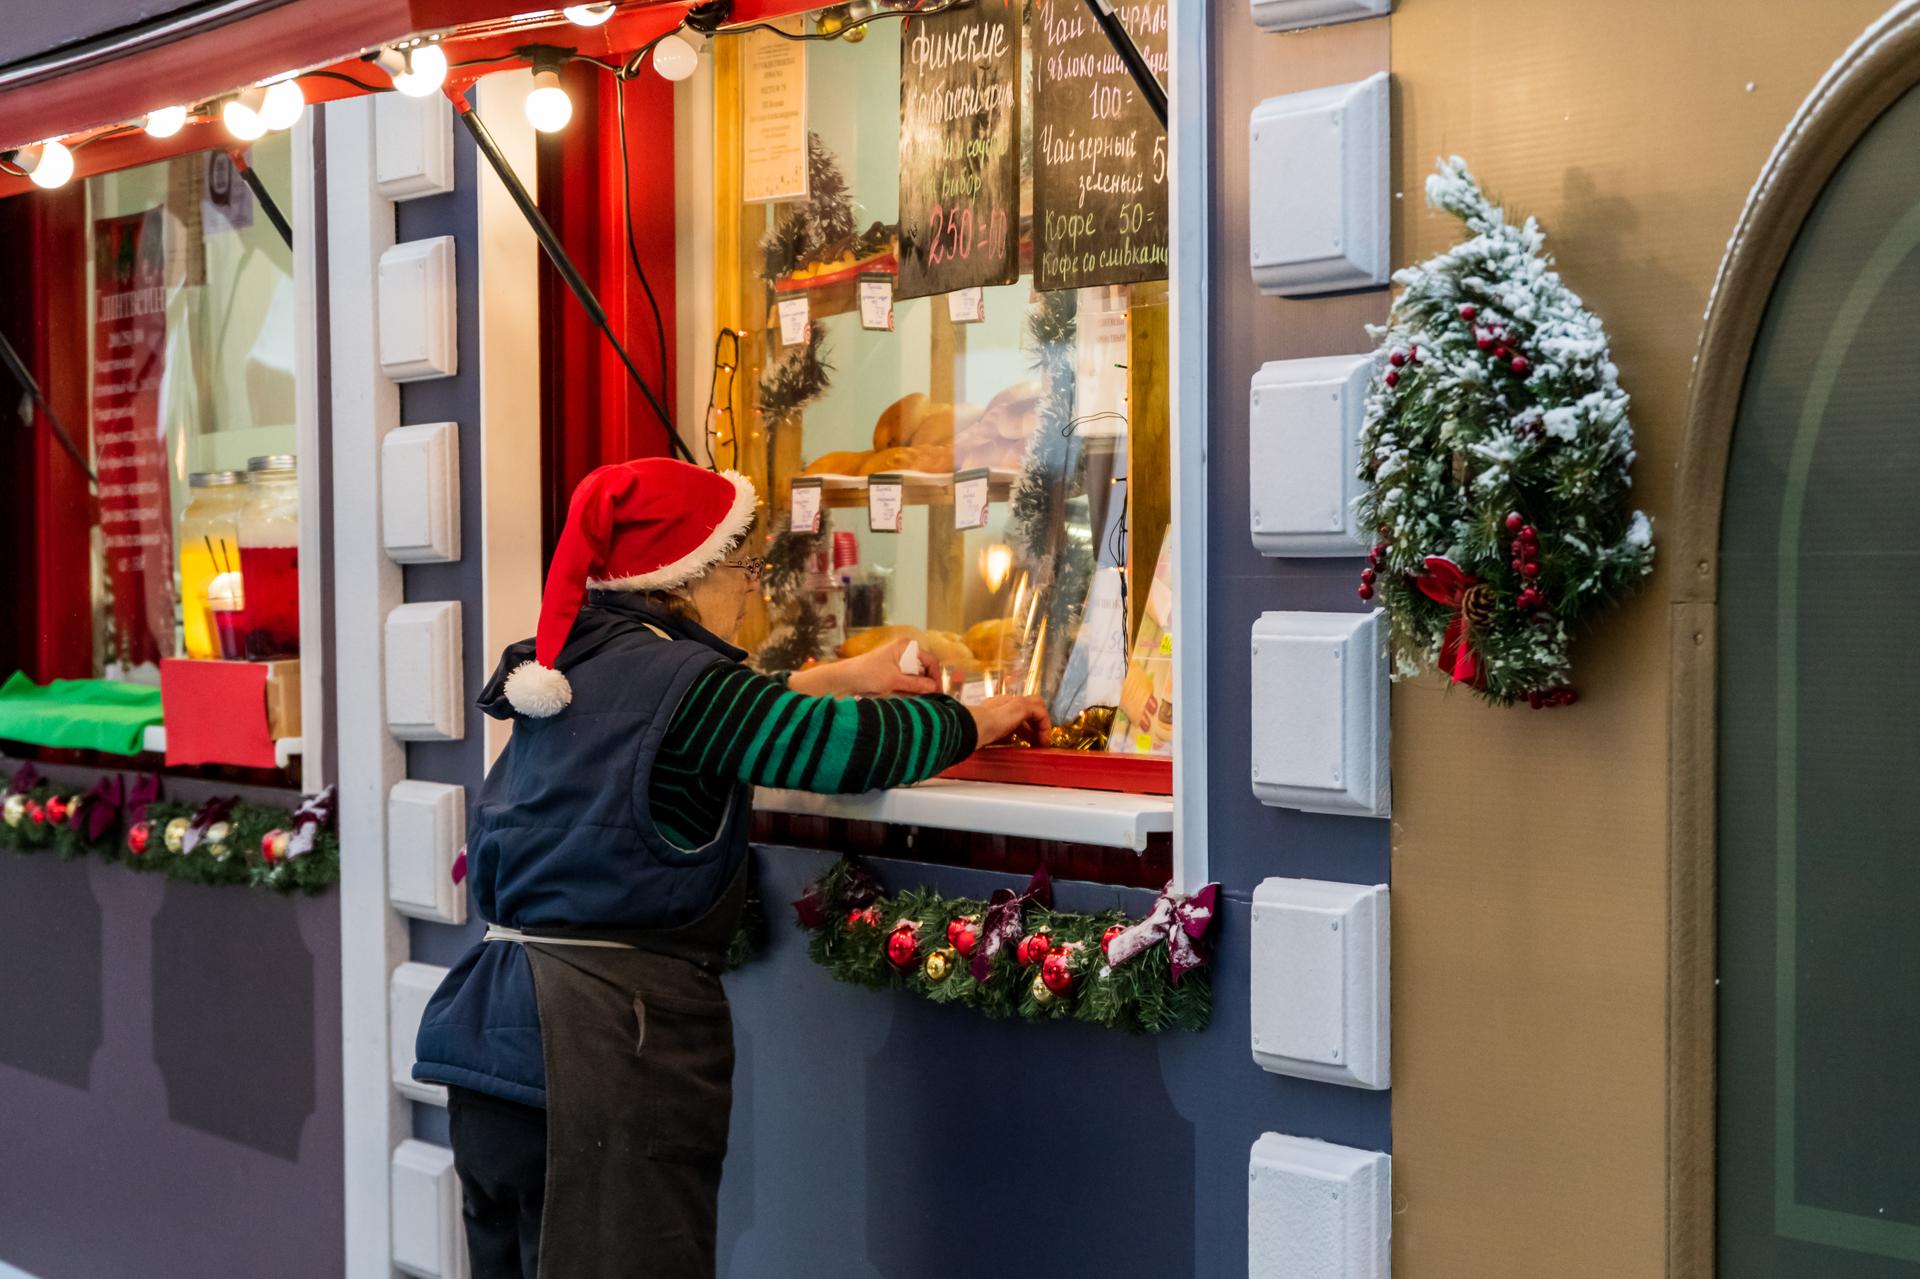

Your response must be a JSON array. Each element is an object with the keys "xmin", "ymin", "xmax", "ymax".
[{"xmin": 760, "ymin": 132, "xmax": 859, "ymax": 280}]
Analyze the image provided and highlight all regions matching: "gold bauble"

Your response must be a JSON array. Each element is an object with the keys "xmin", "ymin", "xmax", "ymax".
[
  {"xmin": 207, "ymin": 839, "xmax": 231, "ymax": 862},
  {"xmin": 2, "ymin": 794, "xmax": 24, "ymax": 828},
  {"xmin": 924, "ymin": 946, "xmax": 956, "ymax": 982},
  {"xmin": 814, "ymin": 10, "xmax": 845, "ymax": 36},
  {"xmin": 163, "ymin": 817, "xmax": 191, "ymax": 854},
  {"xmin": 1030, "ymin": 972, "xmax": 1056, "ymax": 1005}
]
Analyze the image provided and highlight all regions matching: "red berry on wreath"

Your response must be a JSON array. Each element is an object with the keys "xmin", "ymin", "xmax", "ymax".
[
  {"xmin": 1357, "ymin": 584, "xmax": 1374, "ymax": 600},
  {"xmin": 1040, "ymin": 949, "xmax": 1076, "ymax": 995},
  {"xmin": 1389, "ymin": 351, "xmax": 1406, "ymax": 368},
  {"xmin": 1505, "ymin": 512, "xmax": 1523, "ymax": 531},
  {"xmin": 946, "ymin": 916, "xmax": 979, "ymax": 957},
  {"xmin": 1360, "ymin": 568, "xmax": 1376, "ymax": 585},
  {"xmin": 1015, "ymin": 932, "xmax": 1052, "ymax": 967},
  {"xmin": 1494, "ymin": 346, "xmax": 1511, "ymax": 362},
  {"xmin": 1520, "ymin": 525, "xmax": 1537, "ymax": 543},
  {"xmin": 27, "ymin": 802, "xmax": 44, "ymax": 825},
  {"xmin": 1102, "ymin": 924, "xmax": 1126, "ymax": 956},
  {"xmin": 1384, "ymin": 371, "xmax": 1399, "ymax": 388},
  {"xmin": 45, "ymin": 796, "xmax": 67, "ymax": 824},
  {"xmin": 1511, "ymin": 356, "xmax": 1531, "ymax": 376},
  {"xmin": 1520, "ymin": 561, "xmax": 1540, "ymax": 578},
  {"xmin": 127, "ymin": 821, "xmax": 152, "ymax": 857},
  {"xmin": 1408, "ymin": 347, "xmax": 1421, "ymax": 364},
  {"xmin": 1476, "ymin": 333, "xmax": 1495, "ymax": 351},
  {"xmin": 886, "ymin": 923, "xmax": 920, "ymax": 969},
  {"xmin": 1458, "ymin": 304, "xmax": 1477, "ymax": 321}
]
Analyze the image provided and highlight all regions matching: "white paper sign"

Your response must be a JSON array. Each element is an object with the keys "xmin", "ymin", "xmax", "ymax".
[
  {"xmin": 953, "ymin": 468, "xmax": 990, "ymax": 530},
  {"xmin": 742, "ymin": 26, "xmax": 809, "ymax": 203},
  {"xmin": 777, "ymin": 296, "xmax": 810, "ymax": 347},
  {"xmin": 858, "ymin": 276, "xmax": 895, "ymax": 331},
  {"xmin": 947, "ymin": 287, "xmax": 986, "ymax": 323},
  {"xmin": 867, "ymin": 475, "xmax": 904, "ymax": 532},
  {"xmin": 790, "ymin": 478, "xmax": 823, "ymax": 533},
  {"xmin": 1075, "ymin": 566, "xmax": 1130, "ymax": 706}
]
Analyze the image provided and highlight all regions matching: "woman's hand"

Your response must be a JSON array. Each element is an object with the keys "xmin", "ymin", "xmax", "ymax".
[
  {"xmin": 968, "ymin": 695, "xmax": 1052, "ymax": 747},
  {"xmin": 787, "ymin": 636, "xmax": 941, "ymax": 699}
]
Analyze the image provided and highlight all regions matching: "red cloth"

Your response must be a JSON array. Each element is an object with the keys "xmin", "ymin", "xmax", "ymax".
[{"xmin": 160, "ymin": 659, "xmax": 275, "ymax": 769}]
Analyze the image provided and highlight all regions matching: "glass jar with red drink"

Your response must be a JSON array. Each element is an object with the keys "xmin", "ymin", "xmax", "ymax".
[{"xmin": 236, "ymin": 454, "xmax": 301, "ymax": 660}]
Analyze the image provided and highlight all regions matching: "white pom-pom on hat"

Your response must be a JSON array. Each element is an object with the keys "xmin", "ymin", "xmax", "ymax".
[{"xmin": 504, "ymin": 660, "xmax": 574, "ymax": 718}]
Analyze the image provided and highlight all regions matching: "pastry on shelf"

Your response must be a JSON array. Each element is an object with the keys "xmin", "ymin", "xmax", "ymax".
[
  {"xmin": 964, "ymin": 616, "xmax": 1019, "ymax": 663},
  {"xmin": 872, "ymin": 393, "xmax": 931, "ymax": 450},
  {"xmin": 800, "ymin": 449, "xmax": 872, "ymax": 477}
]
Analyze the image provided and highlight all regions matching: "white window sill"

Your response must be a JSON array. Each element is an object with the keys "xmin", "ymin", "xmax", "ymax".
[{"xmin": 753, "ymin": 778, "xmax": 1173, "ymax": 852}]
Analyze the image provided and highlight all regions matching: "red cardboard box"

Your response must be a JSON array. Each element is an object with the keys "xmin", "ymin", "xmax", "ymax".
[{"xmin": 159, "ymin": 659, "xmax": 301, "ymax": 770}]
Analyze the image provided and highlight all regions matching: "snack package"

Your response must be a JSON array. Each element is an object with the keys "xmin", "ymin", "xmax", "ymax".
[{"xmin": 1108, "ymin": 529, "xmax": 1173, "ymax": 757}]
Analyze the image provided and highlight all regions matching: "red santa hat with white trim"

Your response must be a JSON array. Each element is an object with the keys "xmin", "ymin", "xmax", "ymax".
[{"xmin": 504, "ymin": 458, "xmax": 757, "ymax": 718}]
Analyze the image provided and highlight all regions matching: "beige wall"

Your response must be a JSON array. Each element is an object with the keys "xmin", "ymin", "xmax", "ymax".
[{"xmin": 1385, "ymin": 2, "xmax": 1897, "ymax": 1276}]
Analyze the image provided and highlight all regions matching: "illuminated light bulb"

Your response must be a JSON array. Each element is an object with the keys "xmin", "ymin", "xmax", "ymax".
[
  {"xmin": 260, "ymin": 78, "xmax": 305, "ymax": 131},
  {"xmin": 223, "ymin": 88, "xmax": 268, "ymax": 141},
  {"xmin": 978, "ymin": 543, "xmax": 1013, "ymax": 594},
  {"xmin": 378, "ymin": 43, "xmax": 448, "ymax": 97},
  {"xmin": 17, "ymin": 141, "xmax": 75, "ymax": 189},
  {"xmin": 563, "ymin": 4, "xmax": 615, "ymax": 25},
  {"xmin": 143, "ymin": 105, "xmax": 189, "ymax": 139},
  {"xmin": 525, "ymin": 70, "xmax": 573, "ymax": 133},
  {"xmin": 652, "ymin": 30, "xmax": 705, "ymax": 81}
]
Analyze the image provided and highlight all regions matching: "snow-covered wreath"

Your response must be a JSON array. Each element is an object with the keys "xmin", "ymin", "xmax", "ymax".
[{"xmin": 1356, "ymin": 157, "xmax": 1654, "ymax": 708}]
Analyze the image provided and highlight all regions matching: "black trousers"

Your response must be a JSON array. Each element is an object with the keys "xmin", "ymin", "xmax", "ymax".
[{"xmin": 448, "ymin": 1086, "xmax": 548, "ymax": 1279}]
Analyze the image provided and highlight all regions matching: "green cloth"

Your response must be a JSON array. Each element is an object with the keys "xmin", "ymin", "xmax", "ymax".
[{"xmin": 0, "ymin": 672, "xmax": 164, "ymax": 756}]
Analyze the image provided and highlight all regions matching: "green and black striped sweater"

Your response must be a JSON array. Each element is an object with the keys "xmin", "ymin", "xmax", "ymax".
[{"xmin": 650, "ymin": 662, "xmax": 977, "ymax": 849}]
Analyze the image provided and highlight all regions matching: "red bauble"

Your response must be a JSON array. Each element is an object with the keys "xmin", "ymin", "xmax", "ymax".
[
  {"xmin": 1388, "ymin": 351, "xmax": 1406, "ymax": 368},
  {"xmin": 1015, "ymin": 933, "xmax": 1052, "ymax": 967},
  {"xmin": 1458, "ymin": 304, "xmax": 1477, "ymax": 321},
  {"xmin": 1357, "ymin": 584, "xmax": 1374, "ymax": 600},
  {"xmin": 1383, "ymin": 371, "xmax": 1399, "ymax": 388},
  {"xmin": 45, "ymin": 796, "xmax": 68, "ymax": 824},
  {"xmin": 848, "ymin": 905, "xmax": 880, "ymax": 929},
  {"xmin": 1040, "ymin": 949, "xmax": 1076, "ymax": 994},
  {"xmin": 127, "ymin": 822, "xmax": 152, "ymax": 857},
  {"xmin": 886, "ymin": 924, "xmax": 919, "ymax": 969},
  {"xmin": 27, "ymin": 802, "xmax": 44, "ymax": 825},
  {"xmin": 1505, "ymin": 512, "xmax": 1523, "ymax": 531},
  {"xmin": 1510, "ymin": 356, "xmax": 1531, "ymax": 376},
  {"xmin": 946, "ymin": 917, "xmax": 979, "ymax": 957},
  {"xmin": 1101, "ymin": 924, "xmax": 1126, "ymax": 957}
]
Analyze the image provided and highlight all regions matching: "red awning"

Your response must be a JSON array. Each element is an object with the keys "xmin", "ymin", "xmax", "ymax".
[{"xmin": 0, "ymin": 0, "xmax": 807, "ymax": 166}]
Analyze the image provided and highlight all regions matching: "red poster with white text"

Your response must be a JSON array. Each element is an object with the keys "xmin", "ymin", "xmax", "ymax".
[{"xmin": 92, "ymin": 209, "xmax": 174, "ymax": 668}]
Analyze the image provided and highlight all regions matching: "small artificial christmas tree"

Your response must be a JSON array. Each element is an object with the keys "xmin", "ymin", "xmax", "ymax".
[{"xmin": 1357, "ymin": 157, "xmax": 1654, "ymax": 708}]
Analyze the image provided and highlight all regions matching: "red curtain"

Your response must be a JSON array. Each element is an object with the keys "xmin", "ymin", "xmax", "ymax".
[
  {"xmin": 0, "ymin": 188, "xmax": 94, "ymax": 682},
  {"xmin": 536, "ymin": 62, "xmax": 680, "ymax": 564}
]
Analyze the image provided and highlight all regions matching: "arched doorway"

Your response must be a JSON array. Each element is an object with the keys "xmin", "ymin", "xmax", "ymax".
[{"xmin": 1672, "ymin": 6, "xmax": 1920, "ymax": 1274}]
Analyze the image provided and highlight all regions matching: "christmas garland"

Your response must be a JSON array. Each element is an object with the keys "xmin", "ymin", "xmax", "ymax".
[
  {"xmin": 0, "ymin": 763, "xmax": 339, "ymax": 894},
  {"xmin": 793, "ymin": 858, "xmax": 1218, "ymax": 1034},
  {"xmin": 755, "ymin": 515, "xmax": 831, "ymax": 674},
  {"xmin": 760, "ymin": 132, "xmax": 858, "ymax": 281},
  {"xmin": 1358, "ymin": 157, "xmax": 1654, "ymax": 708},
  {"xmin": 1009, "ymin": 289, "xmax": 1094, "ymax": 708}
]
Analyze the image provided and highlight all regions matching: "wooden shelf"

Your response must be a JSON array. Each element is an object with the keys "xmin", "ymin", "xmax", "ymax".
[{"xmin": 803, "ymin": 468, "xmax": 1018, "ymax": 509}]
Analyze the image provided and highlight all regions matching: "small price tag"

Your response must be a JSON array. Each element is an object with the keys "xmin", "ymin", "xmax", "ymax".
[
  {"xmin": 867, "ymin": 474, "xmax": 904, "ymax": 533},
  {"xmin": 777, "ymin": 296, "xmax": 810, "ymax": 346},
  {"xmin": 790, "ymin": 477, "xmax": 823, "ymax": 533},
  {"xmin": 953, "ymin": 467, "xmax": 990, "ymax": 530},
  {"xmin": 858, "ymin": 275, "xmax": 895, "ymax": 331},
  {"xmin": 947, "ymin": 287, "xmax": 986, "ymax": 324}
]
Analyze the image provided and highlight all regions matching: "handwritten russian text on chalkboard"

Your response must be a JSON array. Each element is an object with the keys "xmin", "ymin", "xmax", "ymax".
[
  {"xmin": 1032, "ymin": 0, "xmax": 1169, "ymax": 292},
  {"xmin": 896, "ymin": 0, "xmax": 1022, "ymax": 300}
]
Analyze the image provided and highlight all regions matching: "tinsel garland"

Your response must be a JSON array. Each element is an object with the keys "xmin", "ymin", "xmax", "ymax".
[
  {"xmin": 794, "ymin": 857, "xmax": 1214, "ymax": 1034},
  {"xmin": 1357, "ymin": 157, "xmax": 1654, "ymax": 707},
  {"xmin": 1008, "ymin": 289, "xmax": 1094, "ymax": 709},
  {"xmin": 0, "ymin": 764, "xmax": 338, "ymax": 894},
  {"xmin": 760, "ymin": 132, "xmax": 859, "ymax": 281},
  {"xmin": 755, "ymin": 515, "xmax": 830, "ymax": 673},
  {"xmin": 756, "ymin": 323, "xmax": 833, "ymax": 421}
]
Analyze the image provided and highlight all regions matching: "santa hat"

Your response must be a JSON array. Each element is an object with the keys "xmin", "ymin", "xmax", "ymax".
[{"xmin": 504, "ymin": 459, "xmax": 757, "ymax": 717}]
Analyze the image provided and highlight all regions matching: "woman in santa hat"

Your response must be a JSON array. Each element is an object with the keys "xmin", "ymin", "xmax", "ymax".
[{"xmin": 412, "ymin": 458, "xmax": 1048, "ymax": 1279}]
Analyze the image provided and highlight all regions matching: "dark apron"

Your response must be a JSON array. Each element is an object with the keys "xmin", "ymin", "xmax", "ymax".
[{"xmin": 513, "ymin": 861, "xmax": 747, "ymax": 1279}]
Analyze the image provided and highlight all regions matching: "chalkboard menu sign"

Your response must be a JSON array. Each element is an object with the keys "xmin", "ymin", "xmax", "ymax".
[
  {"xmin": 896, "ymin": 0, "xmax": 1022, "ymax": 300},
  {"xmin": 1032, "ymin": 0, "xmax": 1169, "ymax": 292}
]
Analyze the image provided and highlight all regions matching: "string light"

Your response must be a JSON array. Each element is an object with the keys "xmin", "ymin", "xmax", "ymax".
[
  {"xmin": 143, "ymin": 106, "xmax": 189, "ymax": 139},
  {"xmin": 652, "ymin": 30, "xmax": 706, "ymax": 81},
  {"xmin": 525, "ymin": 68, "xmax": 573, "ymax": 133},
  {"xmin": 563, "ymin": 3, "xmax": 616, "ymax": 25},
  {"xmin": 376, "ymin": 43, "xmax": 447, "ymax": 97},
  {"xmin": 223, "ymin": 87, "xmax": 268, "ymax": 141},
  {"xmin": 260, "ymin": 78, "xmax": 306, "ymax": 131},
  {"xmin": 11, "ymin": 142, "xmax": 75, "ymax": 189}
]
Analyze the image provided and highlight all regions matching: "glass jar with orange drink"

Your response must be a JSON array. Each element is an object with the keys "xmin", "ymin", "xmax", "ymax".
[{"xmin": 176, "ymin": 471, "xmax": 245, "ymax": 660}]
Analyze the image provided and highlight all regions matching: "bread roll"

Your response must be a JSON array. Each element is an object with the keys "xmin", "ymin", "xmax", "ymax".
[
  {"xmin": 839, "ymin": 624, "xmax": 917, "ymax": 658},
  {"xmin": 871, "ymin": 392, "xmax": 931, "ymax": 450},
  {"xmin": 964, "ymin": 617, "xmax": 1018, "ymax": 662},
  {"xmin": 859, "ymin": 446, "xmax": 921, "ymax": 475},
  {"xmin": 903, "ymin": 445, "xmax": 952, "ymax": 473},
  {"xmin": 801, "ymin": 450, "xmax": 870, "ymax": 476},
  {"xmin": 922, "ymin": 630, "xmax": 972, "ymax": 670},
  {"xmin": 907, "ymin": 402, "xmax": 981, "ymax": 449}
]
